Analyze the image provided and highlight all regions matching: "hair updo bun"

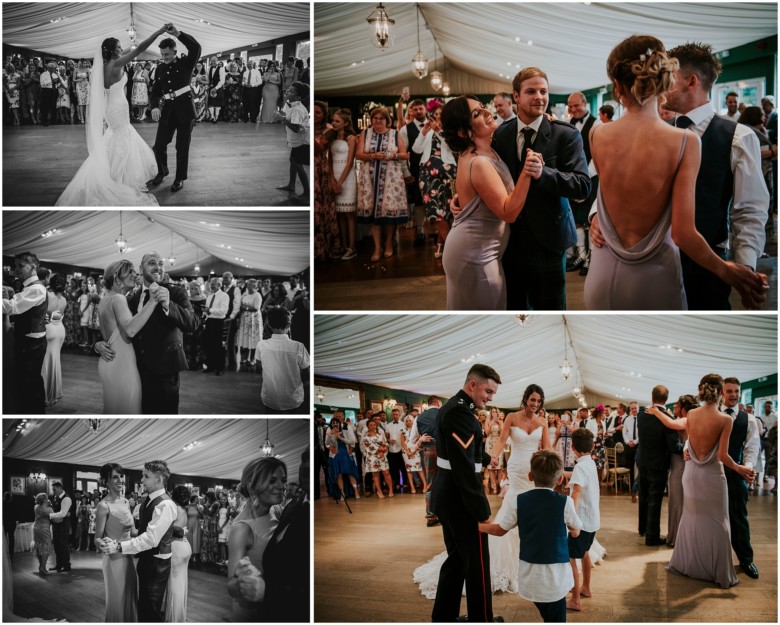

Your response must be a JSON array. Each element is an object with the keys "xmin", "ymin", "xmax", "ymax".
[
  {"xmin": 698, "ymin": 373, "xmax": 723, "ymax": 404},
  {"xmin": 607, "ymin": 35, "xmax": 678, "ymax": 105},
  {"xmin": 101, "ymin": 37, "xmax": 119, "ymax": 62}
]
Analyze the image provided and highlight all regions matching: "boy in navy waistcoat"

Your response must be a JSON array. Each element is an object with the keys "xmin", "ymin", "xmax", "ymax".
[{"xmin": 480, "ymin": 450, "xmax": 582, "ymax": 623}]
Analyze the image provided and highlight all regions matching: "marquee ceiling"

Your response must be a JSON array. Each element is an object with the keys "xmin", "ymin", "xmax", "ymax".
[
  {"xmin": 2, "ymin": 210, "xmax": 310, "ymax": 276},
  {"xmin": 3, "ymin": 2, "xmax": 309, "ymax": 59},
  {"xmin": 314, "ymin": 2, "xmax": 778, "ymax": 96},
  {"xmin": 314, "ymin": 314, "xmax": 778, "ymax": 409},
  {"xmin": 2, "ymin": 418, "xmax": 309, "ymax": 481}
]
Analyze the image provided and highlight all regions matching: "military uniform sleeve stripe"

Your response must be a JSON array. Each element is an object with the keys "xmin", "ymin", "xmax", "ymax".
[{"xmin": 451, "ymin": 432, "xmax": 474, "ymax": 450}]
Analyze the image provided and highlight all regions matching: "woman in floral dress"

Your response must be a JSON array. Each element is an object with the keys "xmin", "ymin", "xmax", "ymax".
[
  {"xmin": 224, "ymin": 62, "xmax": 242, "ymax": 123},
  {"xmin": 412, "ymin": 100, "xmax": 457, "ymax": 259},
  {"xmin": 237, "ymin": 279, "xmax": 262, "ymax": 366},
  {"xmin": 4, "ymin": 64, "xmax": 21, "ymax": 126},
  {"xmin": 73, "ymin": 59, "xmax": 90, "ymax": 123},
  {"xmin": 200, "ymin": 491, "xmax": 220, "ymax": 564},
  {"xmin": 554, "ymin": 411, "xmax": 577, "ymax": 471},
  {"xmin": 585, "ymin": 405, "xmax": 608, "ymax": 479},
  {"xmin": 401, "ymin": 415, "xmax": 428, "ymax": 493},
  {"xmin": 130, "ymin": 63, "xmax": 149, "ymax": 121},
  {"xmin": 360, "ymin": 419, "xmax": 394, "ymax": 498},
  {"xmin": 356, "ymin": 105, "xmax": 410, "ymax": 262},
  {"xmin": 484, "ymin": 409, "xmax": 503, "ymax": 493},
  {"xmin": 313, "ymin": 101, "xmax": 341, "ymax": 261}
]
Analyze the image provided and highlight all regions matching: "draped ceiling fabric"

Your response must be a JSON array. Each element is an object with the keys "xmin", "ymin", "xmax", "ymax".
[
  {"xmin": 314, "ymin": 315, "xmax": 778, "ymax": 409},
  {"xmin": 3, "ymin": 419, "xmax": 308, "ymax": 481},
  {"xmin": 2, "ymin": 210, "xmax": 310, "ymax": 275},
  {"xmin": 3, "ymin": 2, "xmax": 310, "ymax": 59},
  {"xmin": 314, "ymin": 2, "xmax": 778, "ymax": 96}
]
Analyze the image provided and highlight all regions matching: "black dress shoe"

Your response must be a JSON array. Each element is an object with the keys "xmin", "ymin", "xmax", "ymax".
[
  {"xmin": 171, "ymin": 179, "xmax": 184, "ymax": 192},
  {"xmin": 740, "ymin": 562, "xmax": 759, "ymax": 579},
  {"xmin": 566, "ymin": 257, "xmax": 585, "ymax": 272},
  {"xmin": 579, "ymin": 264, "xmax": 589, "ymax": 276},
  {"xmin": 216, "ymin": 370, "xmax": 223, "ymax": 376},
  {"xmin": 645, "ymin": 537, "xmax": 667, "ymax": 546},
  {"xmin": 48, "ymin": 566, "xmax": 62, "ymax": 571},
  {"xmin": 150, "ymin": 172, "xmax": 166, "ymax": 185},
  {"xmin": 60, "ymin": 565, "xmax": 71, "ymax": 572}
]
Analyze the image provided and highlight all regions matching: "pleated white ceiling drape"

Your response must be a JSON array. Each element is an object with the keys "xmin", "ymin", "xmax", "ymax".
[
  {"xmin": 314, "ymin": 2, "xmax": 777, "ymax": 96},
  {"xmin": 3, "ymin": 2, "xmax": 309, "ymax": 59},
  {"xmin": 3, "ymin": 419, "xmax": 309, "ymax": 481},
  {"xmin": 2, "ymin": 210, "xmax": 310, "ymax": 275},
  {"xmin": 314, "ymin": 315, "xmax": 777, "ymax": 408}
]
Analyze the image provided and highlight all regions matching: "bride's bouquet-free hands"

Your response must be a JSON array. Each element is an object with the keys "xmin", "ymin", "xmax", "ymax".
[
  {"xmin": 236, "ymin": 556, "xmax": 265, "ymax": 603},
  {"xmin": 97, "ymin": 537, "xmax": 119, "ymax": 554}
]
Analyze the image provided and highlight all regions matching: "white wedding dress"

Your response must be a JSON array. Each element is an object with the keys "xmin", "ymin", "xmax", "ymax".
[
  {"xmin": 56, "ymin": 48, "xmax": 157, "ymax": 206},
  {"xmin": 413, "ymin": 426, "xmax": 606, "ymax": 598}
]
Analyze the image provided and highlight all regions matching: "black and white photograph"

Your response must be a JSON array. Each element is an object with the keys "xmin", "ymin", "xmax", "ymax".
[
  {"xmin": 2, "ymin": 2, "xmax": 310, "ymax": 206},
  {"xmin": 2, "ymin": 210, "xmax": 310, "ymax": 415},
  {"xmin": 313, "ymin": 2, "xmax": 777, "ymax": 311},
  {"xmin": 3, "ymin": 417, "xmax": 310, "ymax": 622},
  {"xmin": 313, "ymin": 313, "xmax": 778, "ymax": 622}
]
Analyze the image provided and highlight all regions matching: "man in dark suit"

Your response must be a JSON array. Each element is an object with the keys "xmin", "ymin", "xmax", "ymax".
[
  {"xmin": 636, "ymin": 385, "xmax": 680, "ymax": 546},
  {"xmin": 149, "ymin": 24, "xmax": 201, "ymax": 192},
  {"xmin": 96, "ymin": 252, "xmax": 199, "ymax": 414},
  {"xmin": 430, "ymin": 364, "xmax": 500, "ymax": 623},
  {"xmin": 722, "ymin": 377, "xmax": 761, "ymax": 579},
  {"xmin": 492, "ymin": 67, "xmax": 591, "ymax": 310}
]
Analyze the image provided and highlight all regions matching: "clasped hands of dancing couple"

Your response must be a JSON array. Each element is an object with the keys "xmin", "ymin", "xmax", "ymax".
[{"xmin": 56, "ymin": 22, "xmax": 200, "ymax": 205}]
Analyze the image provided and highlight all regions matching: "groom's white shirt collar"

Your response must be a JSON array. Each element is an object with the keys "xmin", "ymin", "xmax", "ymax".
[{"xmin": 147, "ymin": 488, "xmax": 166, "ymax": 501}]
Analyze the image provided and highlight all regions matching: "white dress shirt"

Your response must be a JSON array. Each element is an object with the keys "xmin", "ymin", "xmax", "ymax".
[
  {"xmin": 2, "ymin": 276, "xmax": 47, "ymax": 338},
  {"xmin": 623, "ymin": 414, "xmax": 639, "ymax": 446},
  {"xmin": 48, "ymin": 494, "xmax": 72, "ymax": 521},
  {"xmin": 516, "ymin": 114, "xmax": 545, "ymax": 160},
  {"xmin": 569, "ymin": 454, "xmax": 600, "ymax": 532},
  {"xmin": 399, "ymin": 118, "xmax": 424, "ymax": 153},
  {"xmin": 724, "ymin": 406, "xmax": 761, "ymax": 469},
  {"xmin": 205, "ymin": 289, "xmax": 229, "ymax": 319},
  {"xmin": 385, "ymin": 420, "xmax": 405, "ymax": 454},
  {"xmin": 120, "ymin": 488, "xmax": 177, "ymax": 559},
  {"xmin": 677, "ymin": 102, "xmax": 768, "ymax": 269},
  {"xmin": 411, "ymin": 129, "xmax": 457, "ymax": 166},
  {"xmin": 256, "ymin": 334, "xmax": 310, "ymax": 410},
  {"xmin": 243, "ymin": 68, "xmax": 262, "ymax": 87},
  {"xmin": 498, "ymin": 487, "xmax": 583, "ymax": 603}
]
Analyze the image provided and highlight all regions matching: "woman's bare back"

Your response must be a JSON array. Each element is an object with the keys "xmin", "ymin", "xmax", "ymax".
[
  {"xmin": 592, "ymin": 117, "xmax": 691, "ymax": 248},
  {"xmin": 685, "ymin": 406, "xmax": 729, "ymax": 460}
]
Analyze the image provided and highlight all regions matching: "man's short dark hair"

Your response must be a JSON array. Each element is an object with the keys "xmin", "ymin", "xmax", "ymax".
[
  {"xmin": 266, "ymin": 306, "xmax": 292, "ymax": 331},
  {"xmin": 14, "ymin": 251, "xmax": 39, "ymax": 268},
  {"xmin": 51, "ymin": 481, "xmax": 63, "ymax": 489},
  {"xmin": 290, "ymin": 80, "xmax": 309, "ymax": 98},
  {"xmin": 427, "ymin": 395, "xmax": 441, "ymax": 405},
  {"xmin": 572, "ymin": 428, "xmax": 594, "ymax": 454},
  {"xmin": 529, "ymin": 450, "xmax": 563, "ymax": 488},
  {"xmin": 723, "ymin": 377, "xmax": 740, "ymax": 386},
  {"xmin": 651, "ymin": 385, "xmax": 669, "ymax": 404},
  {"xmin": 145, "ymin": 460, "xmax": 170, "ymax": 485},
  {"xmin": 726, "ymin": 91, "xmax": 738, "ymax": 99},
  {"xmin": 666, "ymin": 42, "xmax": 721, "ymax": 93},
  {"xmin": 599, "ymin": 104, "xmax": 615, "ymax": 119},
  {"xmin": 159, "ymin": 38, "xmax": 177, "ymax": 51},
  {"xmin": 409, "ymin": 99, "xmax": 425, "ymax": 108},
  {"xmin": 466, "ymin": 364, "xmax": 502, "ymax": 385}
]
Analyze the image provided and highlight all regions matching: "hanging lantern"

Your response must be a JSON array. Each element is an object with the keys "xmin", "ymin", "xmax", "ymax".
[
  {"xmin": 430, "ymin": 70, "xmax": 443, "ymax": 91},
  {"xmin": 366, "ymin": 3, "xmax": 395, "ymax": 50},
  {"xmin": 411, "ymin": 6, "xmax": 428, "ymax": 78},
  {"xmin": 441, "ymin": 82, "xmax": 451, "ymax": 96}
]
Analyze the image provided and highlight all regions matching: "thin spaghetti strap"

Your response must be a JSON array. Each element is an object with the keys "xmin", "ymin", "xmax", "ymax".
[{"xmin": 677, "ymin": 129, "xmax": 689, "ymax": 165}]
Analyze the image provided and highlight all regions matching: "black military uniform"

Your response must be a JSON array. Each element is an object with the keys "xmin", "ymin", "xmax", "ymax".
[
  {"xmin": 149, "ymin": 31, "xmax": 201, "ymax": 186},
  {"xmin": 430, "ymin": 390, "xmax": 493, "ymax": 623}
]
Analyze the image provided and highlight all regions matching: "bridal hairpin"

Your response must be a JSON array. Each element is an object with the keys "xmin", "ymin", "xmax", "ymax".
[{"xmin": 639, "ymin": 48, "xmax": 654, "ymax": 62}]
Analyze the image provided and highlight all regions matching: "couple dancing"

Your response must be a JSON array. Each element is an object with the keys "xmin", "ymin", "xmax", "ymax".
[
  {"xmin": 417, "ymin": 366, "xmax": 602, "ymax": 621},
  {"xmin": 95, "ymin": 253, "xmax": 200, "ymax": 414},
  {"xmin": 95, "ymin": 460, "xmax": 190, "ymax": 622},
  {"xmin": 56, "ymin": 23, "xmax": 201, "ymax": 206},
  {"xmin": 439, "ymin": 35, "xmax": 766, "ymax": 311}
]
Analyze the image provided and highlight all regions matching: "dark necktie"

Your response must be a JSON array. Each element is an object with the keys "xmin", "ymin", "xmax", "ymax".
[
  {"xmin": 675, "ymin": 115, "xmax": 694, "ymax": 129},
  {"xmin": 633, "ymin": 416, "xmax": 637, "ymax": 439},
  {"xmin": 519, "ymin": 127, "xmax": 535, "ymax": 169},
  {"xmin": 726, "ymin": 408, "xmax": 735, "ymax": 416},
  {"xmin": 571, "ymin": 116, "xmax": 585, "ymax": 125},
  {"xmin": 142, "ymin": 289, "xmax": 150, "ymax": 306}
]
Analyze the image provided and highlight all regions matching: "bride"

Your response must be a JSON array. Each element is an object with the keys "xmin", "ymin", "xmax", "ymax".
[
  {"xmin": 56, "ymin": 25, "xmax": 169, "ymax": 206},
  {"xmin": 97, "ymin": 259, "xmax": 160, "ymax": 414},
  {"xmin": 415, "ymin": 384, "xmax": 604, "ymax": 597}
]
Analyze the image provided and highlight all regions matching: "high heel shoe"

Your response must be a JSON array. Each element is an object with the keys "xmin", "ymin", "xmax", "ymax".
[{"xmin": 434, "ymin": 243, "xmax": 444, "ymax": 259}]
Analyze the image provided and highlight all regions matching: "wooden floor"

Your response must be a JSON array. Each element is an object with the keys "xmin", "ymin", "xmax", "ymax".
[
  {"xmin": 314, "ymin": 221, "xmax": 779, "ymax": 311},
  {"xmin": 2, "ymin": 120, "xmax": 308, "ymax": 207},
  {"xmin": 314, "ymin": 477, "xmax": 778, "ymax": 622},
  {"xmin": 8, "ymin": 549, "xmax": 232, "ymax": 622},
  {"xmin": 32, "ymin": 351, "xmax": 309, "ymax": 415}
]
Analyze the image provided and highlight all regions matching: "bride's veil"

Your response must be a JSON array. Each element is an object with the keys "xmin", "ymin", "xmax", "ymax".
[{"xmin": 55, "ymin": 44, "xmax": 156, "ymax": 206}]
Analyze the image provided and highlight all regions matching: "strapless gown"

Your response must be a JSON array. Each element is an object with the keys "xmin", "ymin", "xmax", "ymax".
[
  {"xmin": 98, "ymin": 326, "xmax": 142, "ymax": 414},
  {"xmin": 584, "ymin": 132, "xmax": 690, "ymax": 310},
  {"xmin": 56, "ymin": 73, "xmax": 158, "ymax": 206},
  {"xmin": 442, "ymin": 156, "xmax": 512, "ymax": 310},
  {"xmin": 413, "ymin": 425, "xmax": 605, "ymax": 597},
  {"xmin": 667, "ymin": 443, "xmax": 738, "ymax": 588}
]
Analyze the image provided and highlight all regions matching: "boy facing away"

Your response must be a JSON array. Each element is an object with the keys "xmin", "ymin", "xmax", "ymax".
[
  {"xmin": 480, "ymin": 450, "xmax": 582, "ymax": 623},
  {"xmin": 566, "ymin": 428, "xmax": 600, "ymax": 611}
]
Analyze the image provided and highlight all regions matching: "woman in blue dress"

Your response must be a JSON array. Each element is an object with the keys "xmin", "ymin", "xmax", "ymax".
[{"xmin": 326, "ymin": 414, "xmax": 360, "ymax": 501}]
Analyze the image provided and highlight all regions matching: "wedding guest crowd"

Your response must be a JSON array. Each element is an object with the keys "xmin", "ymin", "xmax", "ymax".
[
  {"xmin": 2, "ymin": 256, "xmax": 309, "ymax": 414},
  {"xmin": 3, "ymin": 53, "xmax": 310, "ymax": 127}
]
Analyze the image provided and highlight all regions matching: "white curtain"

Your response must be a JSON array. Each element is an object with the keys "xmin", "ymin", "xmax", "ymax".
[
  {"xmin": 314, "ymin": 314, "xmax": 777, "ymax": 408},
  {"xmin": 2, "ymin": 210, "xmax": 310, "ymax": 275},
  {"xmin": 314, "ymin": 2, "xmax": 778, "ymax": 96},
  {"xmin": 3, "ymin": 2, "xmax": 309, "ymax": 59},
  {"xmin": 3, "ymin": 419, "xmax": 308, "ymax": 481}
]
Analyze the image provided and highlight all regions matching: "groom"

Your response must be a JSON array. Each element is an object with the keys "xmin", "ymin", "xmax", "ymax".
[
  {"xmin": 102, "ymin": 460, "xmax": 176, "ymax": 622},
  {"xmin": 149, "ymin": 23, "xmax": 201, "ymax": 192},
  {"xmin": 430, "ymin": 364, "xmax": 501, "ymax": 622},
  {"xmin": 96, "ymin": 252, "xmax": 199, "ymax": 413}
]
